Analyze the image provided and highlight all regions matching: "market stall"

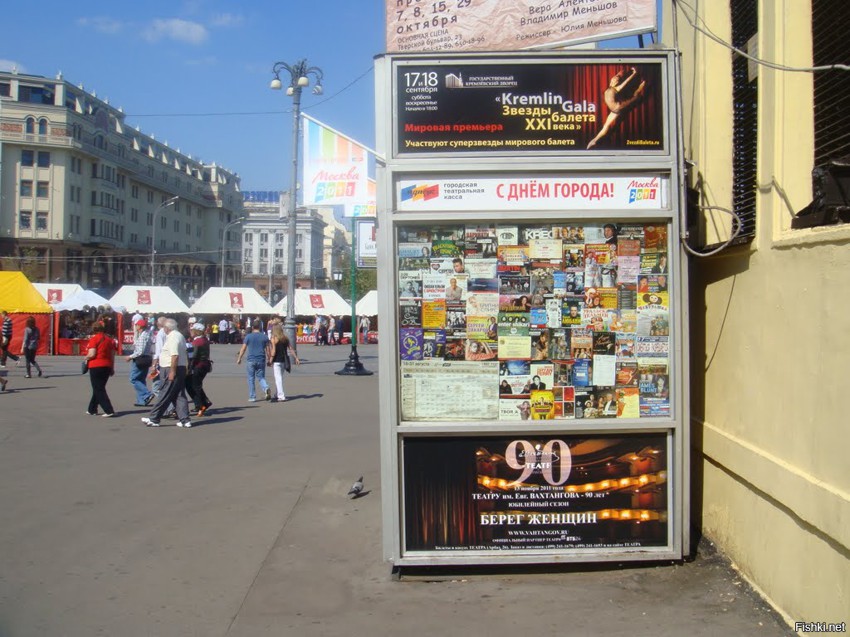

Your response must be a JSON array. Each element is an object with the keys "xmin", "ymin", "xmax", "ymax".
[
  {"xmin": 52, "ymin": 290, "xmax": 125, "ymax": 355},
  {"xmin": 273, "ymin": 289, "xmax": 352, "ymax": 343},
  {"xmin": 0, "ymin": 271, "xmax": 53, "ymax": 355},
  {"xmin": 188, "ymin": 287, "xmax": 275, "ymax": 318},
  {"xmin": 32, "ymin": 283, "xmax": 84, "ymax": 306},
  {"xmin": 109, "ymin": 286, "xmax": 190, "ymax": 346},
  {"xmin": 357, "ymin": 290, "xmax": 379, "ymax": 343}
]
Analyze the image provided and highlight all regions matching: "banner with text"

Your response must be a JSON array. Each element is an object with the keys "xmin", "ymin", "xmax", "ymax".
[
  {"xmin": 386, "ymin": 0, "xmax": 656, "ymax": 53},
  {"xmin": 403, "ymin": 433, "xmax": 669, "ymax": 552},
  {"xmin": 396, "ymin": 59, "xmax": 666, "ymax": 155},
  {"xmin": 396, "ymin": 175, "xmax": 669, "ymax": 212},
  {"xmin": 302, "ymin": 114, "xmax": 371, "ymax": 210}
]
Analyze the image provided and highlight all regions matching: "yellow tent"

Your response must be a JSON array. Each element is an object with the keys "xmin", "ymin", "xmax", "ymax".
[
  {"xmin": 0, "ymin": 271, "xmax": 53, "ymax": 314},
  {"xmin": 0, "ymin": 271, "xmax": 53, "ymax": 355}
]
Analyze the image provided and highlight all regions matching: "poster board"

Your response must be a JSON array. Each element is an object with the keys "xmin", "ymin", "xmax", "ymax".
[{"xmin": 376, "ymin": 50, "xmax": 687, "ymax": 567}]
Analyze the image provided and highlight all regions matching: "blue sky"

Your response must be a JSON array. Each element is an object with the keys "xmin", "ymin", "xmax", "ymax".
[{"xmin": 1, "ymin": 1, "xmax": 655, "ymax": 192}]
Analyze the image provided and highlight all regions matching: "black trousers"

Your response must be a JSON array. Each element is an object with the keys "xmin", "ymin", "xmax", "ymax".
[
  {"xmin": 184, "ymin": 367, "xmax": 211, "ymax": 410},
  {"xmin": 88, "ymin": 367, "xmax": 114, "ymax": 415},
  {"xmin": 1, "ymin": 341, "xmax": 19, "ymax": 365}
]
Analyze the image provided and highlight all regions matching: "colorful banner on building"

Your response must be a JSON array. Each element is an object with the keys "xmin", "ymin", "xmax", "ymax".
[
  {"xmin": 403, "ymin": 433, "xmax": 669, "ymax": 552},
  {"xmin": 357, "ymin": 219, "xmax": 378, "ymax": 269},
  {"xmin": 396, "ymin": 59, "xmax": 666, "ymax": 155},
  {"xmin": 301, "ymin": 114, "xmax": 371, "ymax": 212},
  {"xmin": 387, "ymin": 0, "xmax": 656, "ymax": 54}
]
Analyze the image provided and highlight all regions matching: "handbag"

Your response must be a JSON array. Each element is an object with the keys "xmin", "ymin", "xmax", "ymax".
[
  {"xmin": 81, "ymin": 360, "xmax": 89, "ymax": 374},
  {"xmin": 283, "ymin": 353, "xmax": 291, "ymax": 373},
  {"xmin": 135, "ymin": 354, "xmax": 153, "ymax": 367}
]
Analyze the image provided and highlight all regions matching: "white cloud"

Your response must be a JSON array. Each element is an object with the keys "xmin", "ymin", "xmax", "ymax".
[
  {"xmin": 143, "ymin": 18, "xmax": 208, "ymax": 45},
  {"xmin": 76, "ymin": 16, "xmax": 125, "ymax": 35},
  {"xmin": 209, "ymin": 13, "xmax": 244, "ymax": 28},
  {"xmin": 0, "ymin": 59, "xmax": 26, "ymax": 73}
]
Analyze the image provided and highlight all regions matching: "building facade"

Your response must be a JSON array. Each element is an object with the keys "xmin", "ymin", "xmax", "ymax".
[
  {"xmin": 0, "ymin": 70, "xmax": 243, "ymax": 303},
  {"xmin": 663, "ymin": 0, "xmax": 849, "ymax": 626},
  {"xmin": 241, "ymin": 193, "xmax": 351, "ymax": 303}
]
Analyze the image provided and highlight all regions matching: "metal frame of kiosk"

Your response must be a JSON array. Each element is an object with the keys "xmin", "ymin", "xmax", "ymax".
[{"xmin": 375, "ymin": 50, "xmax": 689, "ymax": 566}]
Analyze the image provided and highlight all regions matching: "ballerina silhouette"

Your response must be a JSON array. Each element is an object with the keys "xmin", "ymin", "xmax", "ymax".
[{"xmin": 587, "ymin": 67, "xmax": 647, "ymax": 149}]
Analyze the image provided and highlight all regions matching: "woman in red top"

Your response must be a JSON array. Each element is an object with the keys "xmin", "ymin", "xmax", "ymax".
[{"xmin": 85, "ymin": 322, "xmax": 117, "ymax": 417}]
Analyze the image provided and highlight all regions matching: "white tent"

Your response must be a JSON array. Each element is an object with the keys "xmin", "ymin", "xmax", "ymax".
[
  {"xmin": 32, "ymin": 283, "xmax": 83, "ymax": 305},
  {"xmin": 54, "ymin": 289, "xmax": 124, "ymax": 312},
  {"xmin": 273, "ymin": 288, "xmax": 351, "ymax": 316},
  {"xmin": 189, "ymin": 287, "xmax": 275, "ymax": 315},
  {"xmin": 109, "ymin": 285, "xmax": 190, "ymax": 314},
  {"xmin": 357, "ymin": 290, "xmax": 378, "ymax": 316}
]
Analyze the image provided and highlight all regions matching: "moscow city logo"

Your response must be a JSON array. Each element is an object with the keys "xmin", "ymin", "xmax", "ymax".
[
  {"xmin": 400, "ymin": 183, "xmax": 440, "ymax": 202},
  {"xmin": 627, "ymin": 178, "xmax": 660, "ymax": 204}
]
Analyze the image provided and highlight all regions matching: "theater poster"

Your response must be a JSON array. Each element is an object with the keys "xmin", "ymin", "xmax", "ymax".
[
  {"xmin": 396, "ymin": 59, "xmax": 665, "ymax": 155},
  {"xmin": 403, "ymin": 433, "xmax": 668, "ymax": 552}
]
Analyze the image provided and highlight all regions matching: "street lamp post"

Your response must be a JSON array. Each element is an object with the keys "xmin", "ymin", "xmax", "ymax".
[
  {"xmin": 220, "ymin": 217, "xmax": 246, "ymax": 287},
  {"xmin": 270, "ymin": 59, "xmax": 323, "ymax": 352},
  {"xmin": 150, "ymin": 196, "xmax": 179, "ymax": 286}
]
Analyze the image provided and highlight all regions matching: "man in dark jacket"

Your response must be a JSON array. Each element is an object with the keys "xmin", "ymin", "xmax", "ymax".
[{"xmin": 1, "ymin": 310, "xmax": 21, "ymax": 367}]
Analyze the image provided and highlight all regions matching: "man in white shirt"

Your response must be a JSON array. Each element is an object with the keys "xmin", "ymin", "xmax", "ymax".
[
  {"xmin": 218, "ymin": 317, "xmax": 230, "ymax": 344},
  {"xmin": 142, "ymin": 318, "xmax": 192, "ymax": 428}
]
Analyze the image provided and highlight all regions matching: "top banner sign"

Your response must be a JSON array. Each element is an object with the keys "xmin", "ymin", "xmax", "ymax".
[
  {"xmin": 386, "ymin": 0, "xmax": 656, "ymax": 53},
  {"xmin": 395, "ymin": 57, "xmax": 667, "ymax": 156}
]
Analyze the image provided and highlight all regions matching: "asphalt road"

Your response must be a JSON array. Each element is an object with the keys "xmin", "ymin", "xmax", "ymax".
[{"xmin": 0, "ymin": 343, "xmax": 794, "ymax": 636}]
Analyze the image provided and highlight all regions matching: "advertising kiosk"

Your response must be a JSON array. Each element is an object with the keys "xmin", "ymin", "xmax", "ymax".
[{"xmin": 375, "ymin": 50, "xmax": 688, "ymax": 566}]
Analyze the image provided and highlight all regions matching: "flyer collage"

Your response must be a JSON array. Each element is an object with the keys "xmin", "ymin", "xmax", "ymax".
[{"xmin": 397, "ymin": 222, "xmax": 671, "ymax": 421}]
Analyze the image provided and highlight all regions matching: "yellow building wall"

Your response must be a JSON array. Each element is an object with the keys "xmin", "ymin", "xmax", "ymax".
[{"xmin": 665, "ymin": 0, "xmax": 850, "ymax": 627}]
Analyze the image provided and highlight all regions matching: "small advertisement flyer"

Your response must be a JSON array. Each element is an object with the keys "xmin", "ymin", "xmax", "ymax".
[{"xmin": 404, "ymin": 433, "xmax": 668, "ymax": 552}]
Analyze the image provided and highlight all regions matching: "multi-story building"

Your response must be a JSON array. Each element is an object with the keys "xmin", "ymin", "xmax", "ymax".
[
  {"xmin": 0, "ymin": 69, "xmax": 243, "ymax": 303},
  {"xmin": 663, "ymin": 0, "xmax": 849, "ymax": 625},
  {"xmin": 241, "ymin": 192, "xmax": 350, "ymax": 303}
]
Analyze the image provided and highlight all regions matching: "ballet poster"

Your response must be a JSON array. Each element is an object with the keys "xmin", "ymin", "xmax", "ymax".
[{"xmin": 395, "ymin": 58, "xmax": 665, "ymax": 155}]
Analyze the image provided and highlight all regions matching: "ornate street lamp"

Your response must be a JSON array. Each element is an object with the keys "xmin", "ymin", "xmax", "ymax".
[{"xmin": 270, "ymin": 59, "xmax": 323, "ymax": 351}]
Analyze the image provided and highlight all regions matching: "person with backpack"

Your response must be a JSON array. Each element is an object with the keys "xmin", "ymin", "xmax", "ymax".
[{"xmin": 21, "ymin": 316, "xmax": 43, "ymax": 378}]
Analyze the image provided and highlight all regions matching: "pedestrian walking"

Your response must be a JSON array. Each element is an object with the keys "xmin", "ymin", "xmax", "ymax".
[
  {"xmin": 270, "ymin": 323, "xmax": 299, "ymax": 402},
  {"xmin": 84, "ymin": 322, "xmax": 117, "ymax": 417},
  {"xmin": 236, "ymin": 319, "xmax": 272, "ymax": 402},
  {"xmin": 20, "ymin": 316, "xmax": 43, "ymax": 378},
  {"xmin": 359, "ymin": 315, "xmax": 371, "ymax": 344},
  {"xmin": 328, "ymin": 316, "xmax": 337, "ymax": 345},
  {"xmin": 1, "ymin": 310, "xmax": 20, "ymax": 367},
  {"xmin": 187, "ymin": 323, "xmax": 213, "ymax": 416},
  {"xmin": 142, "ymin": 318, "xmax": 192, "ymax": 428},
  {"xmin": 125, "ymin": 318, "xmax": 153, "ymax": 406},
  {"xmin": 149, "ymin": 316, "xmax": 167, "ymax": 395},
  {"xmin": 218, "ymin": 317, "xmax": 229, "ymax": 344}
]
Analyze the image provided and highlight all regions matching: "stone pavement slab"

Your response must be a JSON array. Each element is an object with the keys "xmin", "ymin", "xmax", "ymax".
[{"xmin": 0, "ymin": 344, "xmax": 794, "ymax": 636}]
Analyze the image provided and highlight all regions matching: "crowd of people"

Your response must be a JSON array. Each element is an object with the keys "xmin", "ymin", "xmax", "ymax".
[
  {"xmin": 2, "ymin": 310, "xmax": 375, "ymax": 418},
  {"xmin": 66, "ymin": 312, "xmax": 301, "ymax": 426}
]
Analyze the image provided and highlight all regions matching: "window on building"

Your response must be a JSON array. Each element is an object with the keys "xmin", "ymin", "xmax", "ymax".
[
  {"xmin": 146, "ymin": 212, "xmax": 153, "ymax": 226},
  {"xmin": 91, "ymin": 219, "xmax": 96, "ymax": 236},
  {"xmin": 244, "ymin": 248, "xmax": 253, "ymax": 259},
  {"xmin": 19, "ymin": 211, "xmax": 32, "ymax": 230},
  {"xmin": 21, "ymin": 150, "xmax": 34, "ymax": 167},
  {"xmin": 186, "ymin": 223, "xmax": 191, "ymax": 235},
  {"xmin": 274, "ymin": 264, "xmax": 284, "ymax": 274},
  {"xmin": 25, "ymin": 117, "xmax": 35, "ymax": 134},
  {"xmin": 260, "ymin": 248, "xmax": 268, "ymax": 258},
  {"xmin": 38, "ymin": 119, "xmax": 47, "ymax": 135},
  {"xmin": 0, "ymin": 82, "xmax": 10, "ymax": 97},
  {"xmin": 91, "ymin": 191, "xmax": 97, "ymax": 205},
  {"xmin": 260, "ymin": 233, "xmax": 268, "ymax": 243},
  {"xmin": 174, "ymin": 220, "xmax": 180, "ymax": 232},
  {"xmin": 36, "ymin": 181, "xmax": 49, "ymax": 197},
  {"xmin": 160, "ymin": 217, "xmax": 167, "ymax": 229},
  {"xmin": 296, "ymin": 249, "xmax": 303, "ymax": 259},
  {"xmin": 147, "ymin": 190, "xmax": 154, "ymax": 203},
  {"xmin": 275, "ymin": 248, "xmax": 284, "ymax": 259},
  {"xmin": 20, "ymin": 180, "xmax": 33, "ymax": 197},
  {"xmin": 792, "ymin": 0, "xmax": 850, "ymax": 228},
  {"xmin": 65, "ymin": 90, "xmax": 77, "ymax": 110},
  {"xmin": 295, "ymin": 234, "xmax": 303, "ymax": 245},
  {"xmin": 19, "ymin": 84, "xmax": 54, "ymax": 105},
  {"xmin": 244, "ymin": 263, "xmax": 253, "ymax": 275},
  {"xmin": 37, "ymin": 151, "xmax": 50, "ymax": 168},
  {"xmin": 131, "ymin": 185, "xmax": 139, "ymax": 198},
  {"xmin": 730, "ymin": 0, "xmax": 758, "ymax": 244},
  {"xmin": 259, "ymin": 263, "xmax": 268, "ymax": 275},
  {"xmin": 36, "ymin": 212, "xmax": 48, "ymax": 231}
]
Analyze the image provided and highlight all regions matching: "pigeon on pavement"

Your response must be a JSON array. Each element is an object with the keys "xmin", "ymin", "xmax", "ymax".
[{"xmin": 348, "ymin": 476, "xmax": 364, "ymax": 498}]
